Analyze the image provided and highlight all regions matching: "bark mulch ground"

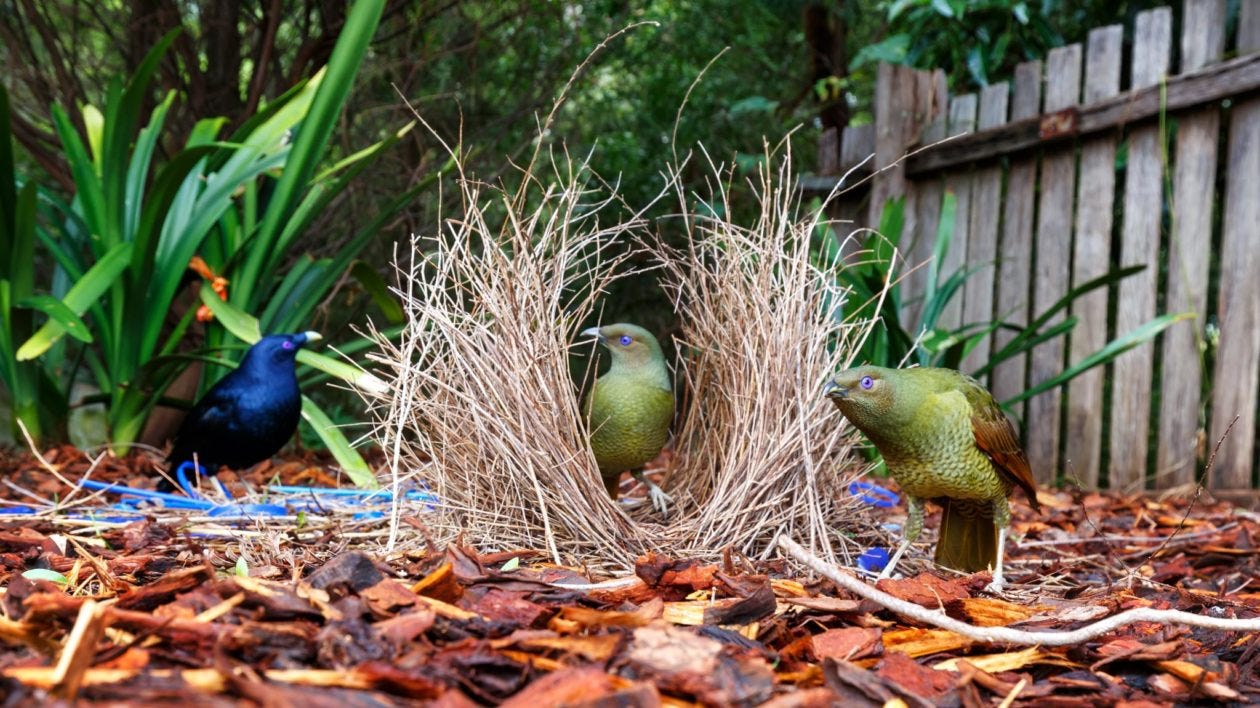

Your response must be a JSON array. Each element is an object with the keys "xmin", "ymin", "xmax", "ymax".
[{"xmin": 0, "ymin": 446, "xmax": 1258, "ymax": 706}]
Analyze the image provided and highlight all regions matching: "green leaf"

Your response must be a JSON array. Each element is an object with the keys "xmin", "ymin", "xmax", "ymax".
[
  {"xmin": 17, "ymin": 242, "xmax": 133, "ymax": 360},
  {"xmin": 239, "ymin": 0, "xmax": 385, "ymax": 297},
  {"xmin": 198, "ymin": 283, "xmax": 388, "ymax": 395},
  {"xmin": 22, "ymin": 568, "xmax": 69, "ymax": 585},
  {"xmin": 1002, "ymin": 313, "xmax": 1192, "ymax": 406},
  {"xmin": 729, "ymin": 96, "xmax": 779, "ymax": 117},
  {"xmin": 500, "ymin": 556, "xmax": 521, "ymax": 572},
  {"xmin": 51, "ymin": 105, "xmax": 107, "ymax": 248},
  {"xmin": 6, "ymin": 183, "xmax": 38, "ymax": 296},
  {"xmin": 849, "ymin": 34, "xmax": 912, "ymax": 71},
  {"xmin": 876, "ymin": 197, "xmax": 905, "ymax": 252},
  {"xmin": 83, "ymin": 104, "xmax": 106, "ymax": 170},
  {"xmin": 982, "ymin": 265, "xmax": 1146, "ymax": 371},
  {"xmin": 350, "ymin": 260, "xmax": 405, "ymax": 325},
  {"xmin": 301, "ymin": 396, "xmax": 377, "ymax": 489},
  {"xmin": 198, "ymin": 282, "xmax": 262, "ymax": 343},
  {"xmin": 17, "ymin": 295, "xmax": 94, "ymax": 343},
  {"xmin": 235, "ymin": 556, "xmax": 249, "ymax": 577}
]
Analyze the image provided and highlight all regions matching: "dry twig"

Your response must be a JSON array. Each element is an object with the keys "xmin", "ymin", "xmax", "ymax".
[{"xmin": 778, "ymin": 535, "xmax": 1260, "ymax": 647}]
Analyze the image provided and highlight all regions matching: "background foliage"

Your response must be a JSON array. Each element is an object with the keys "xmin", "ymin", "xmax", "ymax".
[{"xmin": 0, "ymin": 0, "xmax": 1170, "ymax": 457}]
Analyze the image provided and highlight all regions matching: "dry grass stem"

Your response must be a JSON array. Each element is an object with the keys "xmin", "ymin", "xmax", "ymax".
[
  {"xmin": 370, "ymin": 153, "xmax": 657, "ymax": 565},
  {"xmin": 369, "ymin": 142, "xmax": 881, "ymax": 569},
  {"xmin": 655, "ymin": 147, "xmax": 869, "ymax": 565}
]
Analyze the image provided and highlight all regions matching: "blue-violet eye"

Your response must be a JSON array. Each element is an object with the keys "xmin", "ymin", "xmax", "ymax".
[
  {"xmin": 619, "ymin": 335, "xmax": 633, "ymax": 346},
  {"xmin": 283, "ymin": 341, "xmax": 294, "ymax": 350},
  {"xmin": 860, "ymin": 375, "xmax": 874, "ymax": 389}
]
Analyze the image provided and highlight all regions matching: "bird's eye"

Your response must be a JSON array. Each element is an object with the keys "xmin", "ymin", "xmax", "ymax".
[
  {"xmin": 619, "ymin": 335, "xmax": 632, "ymax": 346},
  {"xmin": 860, "ymin": 375, "xmax": 874, "ymax": 389},
  {"xmin": 282, "ymin": 341, "xmax": 294, "ymax": 350}
]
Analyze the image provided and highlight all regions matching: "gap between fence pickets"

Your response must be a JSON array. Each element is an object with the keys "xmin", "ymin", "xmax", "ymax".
[{"xmin": 775, "ymin": 536, "xmax": 1260, "ymax": 647}]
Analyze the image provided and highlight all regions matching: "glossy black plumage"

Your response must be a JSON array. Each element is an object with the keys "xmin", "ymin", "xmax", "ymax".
[{"xmin": 167, "ymin": 332, "xmax": 319, "ymax": 472}]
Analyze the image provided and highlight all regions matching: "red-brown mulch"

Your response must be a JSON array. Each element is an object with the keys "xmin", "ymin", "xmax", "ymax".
[{"xmin": 1, "ymin": 446, "xmax": 1258, "ymax": 706}]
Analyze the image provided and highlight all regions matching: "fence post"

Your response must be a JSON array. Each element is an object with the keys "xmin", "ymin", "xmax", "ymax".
[
  {"xmin": 869, "ymin": 63, "xmax": 945, "ymax": 330},
  {"xmin": 1065, "ymin": 24, "xmax": 1122, "ymax": 488},
  {"xmin": 990, "ymin": 61, "xmax": 1042, "ymax": 421},
  {"xmin": 1158, "ymin": 0, "xmax": 1226, "ymax": 489},
  {"xmin": 1026, "ymin": 45, "xmax": 1082, "ymax": 484},
  {"xmin": 1209, "ymin": 0, "xmax": 1260, "ymax": 495}
]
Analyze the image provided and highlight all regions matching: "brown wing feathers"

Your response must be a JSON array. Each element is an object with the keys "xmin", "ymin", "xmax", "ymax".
[{"xmin": 969, "ymin": 398, "xmax": 1040, "ymax": 511}]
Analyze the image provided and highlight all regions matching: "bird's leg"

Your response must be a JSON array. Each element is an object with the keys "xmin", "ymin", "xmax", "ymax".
[
  {"xmin": 985, "ymin": 526, "xmax": 1007, "ymax": 593},
  {"xmin": 985, "ymin": 499, "xmax": 1012, "ymax": 593},
  {"xmin": 631, "ymin": 468, "xmax": 672, "ymax": 519},
  {"xmin": 878, "ymin": 496, "xmax": 923, "ymax": 580}
]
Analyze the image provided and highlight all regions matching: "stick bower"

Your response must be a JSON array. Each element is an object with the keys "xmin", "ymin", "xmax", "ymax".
[{"xmin": 372, "ymin": 151, "xmax": 874, "ymax": 569}]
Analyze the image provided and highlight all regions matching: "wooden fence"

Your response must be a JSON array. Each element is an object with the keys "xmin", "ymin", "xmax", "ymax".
[{"xmin": 811, "ymin": 0, "xmax": 1260, "ymax": 501}]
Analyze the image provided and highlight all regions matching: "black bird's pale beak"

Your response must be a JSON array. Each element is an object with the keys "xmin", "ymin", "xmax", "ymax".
[
  {"xmin": 581, "ymin": 326, "xmax": 606, "ymax": 344},
  {"xmin": 823, "ymin": 379, "xmax": 848, "ymax": 400},
  {"xmin": 297, "ymin": 331, "xmax": 323, "ymax": 347}
]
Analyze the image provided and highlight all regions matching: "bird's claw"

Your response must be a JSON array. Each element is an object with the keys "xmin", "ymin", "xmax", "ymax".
[
  {"xmin": 983, "ymin": 577, "xmax": 1006, "ymax": 594},
  {"xmin": 646, "ymin": 483, "xmax": 672, "ymax": 519}
]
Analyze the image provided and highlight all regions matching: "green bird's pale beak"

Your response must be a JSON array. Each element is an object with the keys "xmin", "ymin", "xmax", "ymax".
[
  {"xmin": 823, "ymin": 379, "xmax": 848, "ymax": 399},
  {"xmin": 581, "ymin": 326, "xmax": 606, "ymax": 344}
]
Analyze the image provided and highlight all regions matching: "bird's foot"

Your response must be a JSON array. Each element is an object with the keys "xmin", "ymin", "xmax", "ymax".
[
  {"xmin": 646, "ymin": 483, "xmax": 672, "ymax": 519},
  {"xmin": 983, "ymin": 575, "xmax": 1006, "ymax": 594},
  {"xmin": 631, "ymin": 469, "xmax": 672, "ymax": 519}
]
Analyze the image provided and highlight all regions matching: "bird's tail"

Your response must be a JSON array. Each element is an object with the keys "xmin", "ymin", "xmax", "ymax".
[
  {"xmin": 935, "ymin": 498, "xmax": 998, "ymax": 572},
  {"xmin": 601, "ymin": 471, "xmax": 621, "ymax": 499}
]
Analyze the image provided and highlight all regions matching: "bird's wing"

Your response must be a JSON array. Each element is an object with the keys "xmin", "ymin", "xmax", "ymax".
[
  {"xmin": 960, "ymin": 377, "xmax": 1040, "ymax": 510},
  {"xmin": 168, "ymin": 386, "xmax": 241, "ymax": 463}
]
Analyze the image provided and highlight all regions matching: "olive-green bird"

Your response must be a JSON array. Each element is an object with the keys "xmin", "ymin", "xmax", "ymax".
[
  {"xmin": 581, "ymin": 323, "xmax": 674, "ymax": 517},
  {"xmin": 824, "ymin": 366, "xmax": 1039, "ymax": 592}
]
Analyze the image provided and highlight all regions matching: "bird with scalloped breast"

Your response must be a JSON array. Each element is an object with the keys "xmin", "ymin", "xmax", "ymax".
[
  {"xmin": 824, "ymin": 365, "xmax": 1039, "ymax": 592},
  {"xmin": 581, "ymin": 323, "xmax": 674, "ymax": 517}
]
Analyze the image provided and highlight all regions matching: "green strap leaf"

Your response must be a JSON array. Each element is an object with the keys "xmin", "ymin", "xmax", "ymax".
[
  {"xmin": 198, "ymin": 282, "xmax": 388, "ymax": 394},
  {"xmin": 1001, "ymin": 312, "xmax": 1193, "ymax": 406},
  {"xmin": 350, "ymin": 260, "xmax": 405, "ymax": 325},
  {"xmin": 17, "ymin": 242, "xmax": 133, "ymax": 360},
  {"xmin": 16, "ymin": 295, "xmax": 94, "ymax": 343},
  {"xmin": 301, "ymin": 396, "xmax": 378, "ymax": 489}
]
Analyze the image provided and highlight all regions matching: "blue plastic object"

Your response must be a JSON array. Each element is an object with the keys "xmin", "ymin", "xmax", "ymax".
[
  {"xmin": 857, "ymin": 547, "xmax": 890, "ymax": 574},
  {"xmin": 848, "ymin": 481, "xmax": 899, "ymax": 508},
  {"xmin": 175, "ymin": 460, "xmax": 235, "ymax": 500},
  {"xmin": 0, "ymin": 473, "xmax": 439, "ymax": 524},
  {"xmin": 69, "ymin": 477, "xmax": 438, "ymax": 521}
]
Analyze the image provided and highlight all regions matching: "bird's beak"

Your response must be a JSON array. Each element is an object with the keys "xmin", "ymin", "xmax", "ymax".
[
  {"xmin": 299, "ymin": 331, "xmax": 323, "ymax": 346},
  {"xmin": 823, "ymin": 379, "xmax": 848, "ymax": 400},
  {"xmin": 581, "ymin": 326, "xmax": 606, "ymax": 344}
]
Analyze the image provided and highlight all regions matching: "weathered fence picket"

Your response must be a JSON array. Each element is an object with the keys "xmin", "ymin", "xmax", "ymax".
[
  {"xmin": 1209, "ymin": 0, "xmax": 1260, "ymax": 495},
  {"xmin": 1026, "ymin": 43, "xmax": 1081, "ymax": 484},
  {"xmin": 1159, "ymin": 0, "xmax": 1225, "ymax": 488},
  {"xmin": 1111, "ymin": 8, "xmax": 1172, "ymax": 492},
  {"xmin": 990, "ymin": 60, "xmax": 1041, "ymax": 422},
  {"xmin": 1066, "ymin": 24, "xmax": 1121, "ymax": 489},
  {"xmin": 958, "ymin": 82, "xmax": 1007, "ymax": 375},
  {"xmin": 814, "ymin": 0, "xmax": 1260, "ymax": 499}
]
